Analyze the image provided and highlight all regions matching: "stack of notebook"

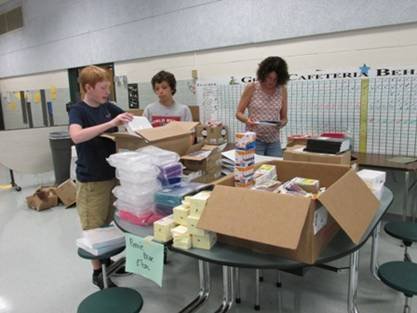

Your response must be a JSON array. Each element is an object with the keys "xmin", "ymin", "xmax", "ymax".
[{"xmin": 76, "ymin": 224, "xmax": 125, "ymax": 255}]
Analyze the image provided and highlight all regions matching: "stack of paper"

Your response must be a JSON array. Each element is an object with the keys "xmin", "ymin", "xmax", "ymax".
[
  {"xmin": 126, "ymin": 116, "xmax": 152, "ymax": 136},
  {"xmin": 76, "ymin": 224, "xmax": 125, "ymax": 256}
]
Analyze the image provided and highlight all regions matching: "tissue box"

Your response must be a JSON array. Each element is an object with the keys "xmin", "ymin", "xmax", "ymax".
[
  {"xmin": 291, "ymin": 177, "xmax": 320, "ymax": 193},
  {"xmin": 254, "ymin": 164, "xmax": 277, "ymax": 186},
  {"xmin": 192, "ymin": 232, "xmax": 217, "ymax": 250},
  {"xmin": 153, "ymin": 215, "xmax": 176, "ymax": 242},
  {"xmin": 357, "ymin": 169, "xmax": 386, "ymax": 200},
  {"xmin": 357, "ymin": 169, "xmax": 386, "ymax": 189},
  {"xmin": 189, "ymin": 191, "xmax": 211, "ymax": 217},
  {"xmin": 173, "ymin": 236, "xmax": 192, "ymax": 250},
  {"xmin": 171, "ymin": 225, "xmax": 189, "ymax": 239},
  {"xmin": 173, "ymin": 205, "xmax": 190, "ymax": 226},
  {"xmin": 187, "ymin": 215, "xmax": 207, "ymax": 236}
]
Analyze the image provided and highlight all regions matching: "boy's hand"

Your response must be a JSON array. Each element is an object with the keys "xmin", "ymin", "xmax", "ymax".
[{"xmin": 110, "ymin": 112, "xmax": 134, "ymax": 127}]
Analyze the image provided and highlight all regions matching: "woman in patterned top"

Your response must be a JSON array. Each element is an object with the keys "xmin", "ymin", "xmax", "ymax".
[{"xmin": 236, "ymin": 56, "xmax": 289, "ymax": 156}]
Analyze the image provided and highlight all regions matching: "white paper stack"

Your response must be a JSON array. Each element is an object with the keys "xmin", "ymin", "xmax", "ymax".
[
  {"xmin": 76, "ymin": 225, "xmax": 125, "ymax": 256},
  {"xmin": 126, "ymin": 116, "xmax": 152, "ymax": 136}
]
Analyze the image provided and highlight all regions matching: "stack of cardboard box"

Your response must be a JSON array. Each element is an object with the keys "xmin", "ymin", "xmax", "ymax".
[{"xmin": 181, "ymin": 145, "xmax": 222, "ymax": 183}]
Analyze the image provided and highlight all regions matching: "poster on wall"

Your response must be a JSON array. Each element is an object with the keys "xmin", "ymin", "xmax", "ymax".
[{"xmin": 128, "ymin": 83, "xmax": 139, "ymax": 108}]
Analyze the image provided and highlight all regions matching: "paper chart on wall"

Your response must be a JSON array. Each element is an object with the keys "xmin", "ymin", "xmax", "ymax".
[
  {"xmin": 196, "ymin": 81, "xmax": 219, "ymax": 123},
  {"xmin": 196, "ymin": 76, "xmax": 417, "ymax": 156}
]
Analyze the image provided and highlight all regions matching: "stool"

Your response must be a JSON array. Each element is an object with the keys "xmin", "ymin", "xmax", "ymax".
[
  {"xmin": 78, "ymin": 287, "xmax": 143, "ymax": 313},
  {"xmin": 78, "ymin": 246, "xmax": 125, "ymax": 288},
  {"xmin": 384, "ymin": 222, "xmax": 417, "ymax": 261},
  {"xmin": 378, "ymin": 261, "xmax": 417, "ymax": 313}
]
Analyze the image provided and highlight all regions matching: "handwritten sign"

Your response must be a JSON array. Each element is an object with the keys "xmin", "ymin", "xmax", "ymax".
[{"xmin": 125, "ymin": 234, "xmax": 164, "ymax": 287}]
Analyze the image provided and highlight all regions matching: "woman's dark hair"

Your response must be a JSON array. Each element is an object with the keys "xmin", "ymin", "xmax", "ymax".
[
  {"xmin": 256, "ymin": 56, "xmax": 289, "ymax": 86},
  {"xmin": 151, "ymin": 70, "xmax": 177, "ymax": 95}
]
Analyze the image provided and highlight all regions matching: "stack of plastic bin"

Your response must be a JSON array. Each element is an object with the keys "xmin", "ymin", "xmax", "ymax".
[
  {"xmin": 136, "ymin": 146, "xmax": 183, "ymax": 187},
  {"xmin": 107, "ymin": 151, "xmax": 161, "ymax": 225},
  {"xmin": 154, "ymin": 182, "xmax": 207, "ymax": 216}
]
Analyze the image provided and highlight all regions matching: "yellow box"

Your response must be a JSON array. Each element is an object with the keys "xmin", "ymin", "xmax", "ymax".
[
  {"xmin": 173, "ymin": 205, "xmax": 190, "ymax": 226},
  {"xmin": 153, "ymin": 215, "xmax": 176, "ymax": 242},
  {"xmin": 171, "ymin": 225, "xmax": 189, "ymax": 239},
  {"xmin": 192, "ymin": 232, "xmax": 217, "ymax": 250},
  {"xmin": 189, "ymin": 191, "xmax": 211, "ymax": 217},
  {"xmin": 182, "ymin": 196, "xmax": 192, "ymax": 209},
  {"xmin": 186, "ymin": 215, "xmax": 208, "ymax": 236},
  {"xmin": 173, "ymin": 236, "xmax": 192, "ymax": 250}
]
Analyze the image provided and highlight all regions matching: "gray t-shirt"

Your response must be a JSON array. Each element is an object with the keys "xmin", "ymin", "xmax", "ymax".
[{"xmin": 143, "ymin": 101, "xmax": 192, "ymax": 127}]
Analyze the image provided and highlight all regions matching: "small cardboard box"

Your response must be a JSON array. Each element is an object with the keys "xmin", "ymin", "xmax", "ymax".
[
  {"xmin": 197, "ymin": 160, "xmax": 379, "ymax": 264},
  {"xmin": 286, "ymin": 135, "xmax": 312, "ymax": 147},
  {"xmin": 55, "ymin": 179, "xmax": 77, "ymax": 207},
  {"xmin": 284, "ymin": 145, "xmax": 351, "ymax": 165},
  {"xmin": 181, "ymin": 145, "xmax": 222, "ymax": 172},
  {"xmin": 26, "ymin": 187, "xmax": 58, "ymax": 211},
  {"xmin": 103, "ymin": 121, "xmax": 199, "ymax": 155},
  {"xmin": 192, "ymin": 170, "xmax": 222, "ymax": 184},
  {"xmin": 196, "ymin": 125, "xmax": 228, "ymax": 145}
]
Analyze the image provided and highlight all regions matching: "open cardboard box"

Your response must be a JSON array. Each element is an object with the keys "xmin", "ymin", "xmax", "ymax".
[
  {"xmin": 102, "ymin": 121, "xmax": 199, "ymax": 155},
  {"xmin": 26, "ymin": 186, "xmax": 58, "ymax": 211},
  {"xmin": 197, "ymin": 160, "xmax": 379, "ymax": 264},
  {"xmin": 181, "ymin": 144, "xmax": 222, "ymax": 171},
  {"xmin": 284, "ymin": 145, "xmax": 351, "ymax": 166}
]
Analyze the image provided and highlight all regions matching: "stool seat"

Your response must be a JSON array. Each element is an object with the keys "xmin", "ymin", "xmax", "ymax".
[
  {"xmin": 78, "ymin": 287, "xmax": 143, "ymax": 313},
  {"xmin": 378, "ymin": 261, "xmax": 417, "ymax": 297},
  {"xmin": 384, "ymin": 222, "xmax": 417, "ymax": 245},
  {"xmin": 78, "ymin": 246, "xmax": 125, "ymax": 260}
]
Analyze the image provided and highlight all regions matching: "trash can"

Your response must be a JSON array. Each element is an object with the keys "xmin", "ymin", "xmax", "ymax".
[{"xmin": 49, "ymin": 131, "xmax": 72, "ymax": 186}]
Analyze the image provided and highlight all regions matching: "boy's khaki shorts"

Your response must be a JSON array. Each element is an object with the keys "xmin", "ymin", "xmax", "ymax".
[{"xmin": 76, "ymin": 179, "xmax": 117, "ymax": 230}]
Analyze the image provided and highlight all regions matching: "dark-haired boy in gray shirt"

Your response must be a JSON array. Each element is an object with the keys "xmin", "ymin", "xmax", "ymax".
[{"xmin": 144, "ymin": 70, "xmax": 192, "ymax": 127}]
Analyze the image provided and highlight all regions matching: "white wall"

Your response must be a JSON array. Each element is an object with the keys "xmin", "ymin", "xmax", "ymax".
[
  {"xmin": 1, "ymin": 0, "xmax": 417, "ymax": 78},
  {"xmin": 115, "ymin": 22, "xmax": 417, "ymax": 81}
]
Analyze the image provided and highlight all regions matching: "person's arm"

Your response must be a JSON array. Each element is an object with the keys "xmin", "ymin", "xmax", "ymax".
[
  {"xmin": 279, "ymin": 86, "xmax": 288, "ymax": 128},
  {"xmin": 236, "ymin": 83, "xmax": 256, "ymax": 127},
  {"xmin": 69, "ymin": 113, "xmax": 133, "ymax": 144}
]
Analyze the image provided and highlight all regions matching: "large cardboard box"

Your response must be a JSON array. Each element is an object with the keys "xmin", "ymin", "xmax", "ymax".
[
  {"xmin": 284, "ymin": 145, "xmax": 351, "ymax": 165},
  {"xmin": 103, "ymin": 121, "xmax": 199, "ymax": 155},
  {"xmin": 198, "ymin": 160, "xmax": 379, "ymax": 264}
]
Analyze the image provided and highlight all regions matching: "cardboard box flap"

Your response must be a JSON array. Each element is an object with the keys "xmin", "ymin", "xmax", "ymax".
[
  {"xmin": 318, "ymin": 170, "xmax": 380, "ymax": 244},
  {"xmin": 198, "ymin": 185, "xmax": 311, "ymax": 250},
  {"xmin": 137, "ymin": 121, "xmax": 199, "ymax": 142}
]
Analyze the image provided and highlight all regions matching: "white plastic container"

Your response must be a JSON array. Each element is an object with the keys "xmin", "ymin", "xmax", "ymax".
[
  {"xmin": 136, "ymin": 146, "xmax": 180, "ymax": 166},
  {"xmin": 107, "ymin": 151, "xmax": 157, "ymax": 172},
  {"xmin": 112, "ymin": 185, "xmax": 158, "ymax": 205},
  {"xmin": 114, "ymin": 199, "xmax": 154, "ymax": 215},
  {"xmin": 117, "ymin": 180, "xmax": 161, "ymax": 194}
]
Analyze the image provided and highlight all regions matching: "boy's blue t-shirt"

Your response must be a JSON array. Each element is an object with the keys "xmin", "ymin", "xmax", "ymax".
[{"xmin": 69, "ymin": 101, "xmax": 124, "ymax": 182}]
